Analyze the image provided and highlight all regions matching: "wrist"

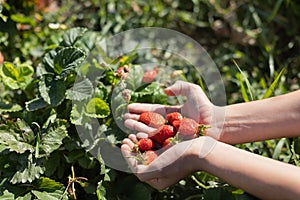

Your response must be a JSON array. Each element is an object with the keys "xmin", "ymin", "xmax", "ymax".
[{"xmin": 188, "ymin": 136, "xmax": 218, "ymax": 171}]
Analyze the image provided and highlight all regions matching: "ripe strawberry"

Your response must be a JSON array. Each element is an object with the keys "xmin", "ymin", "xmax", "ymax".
[
  {"xmin": 150, "ymin": 125, "xmax": 176, "ymax": 144},
  {"xmin": 139, "ymin": 112, "xmax": 166, "ymax": 128},
  {"xmin": 143, "ymin": 150, "xmax": 158, "ymax": 165},
  {"xmin": 137, "ymin": 138, "xmax": 154, "ymax": 152},
  {"xmin": 172, "ymin": 120, "xmax": 181, "ymax": 131},
  {"xmin": 166, "ymin": 112, "xmax": 183, "ymax": 125},
  {"xmin": 142, "ymin": 68, "xmax": 158, "ymax": 83},
  {"xmin": 178, "ymin": 118, "xmax": 200, "ymax": 136}
]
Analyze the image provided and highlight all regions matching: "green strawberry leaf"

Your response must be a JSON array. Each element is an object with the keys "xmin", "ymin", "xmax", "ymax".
[
  {"xmin": 0, "ymin": 126, "xmax": 34, "ymax": 154},
  {"xmin": 0, "ymin": 62, "xmax": 34, "ymax": 90},
  {"xmin": 85, "ymin": 97, "xmax": 110, "ymax": 118},
  {"xmin": 53, "ymin": 47, "xmax": 85, "ymax": 75},
  {"xmin": 25, "ymin": 97, "xmax": 48, "ymax": 111},
  {"xmin": 0, "ymin": 102, "xmax": 22, "ymax": 113},
  {"xmin": 125, "ymin": 65, "xmax": 144, "ymax": 91},
  {"xmin": 32, "ymin": 190, "xmax": 68, "ymax": 200},
  {"xmin": 39, "ymin": 75, "xmax": 66, "ymax": 107},
  {"xmin": 60, "ymin": 27, "xmax": 88, "ymax": 47},
  {"xmin": 38, "ymin": 120, "xmax": 68, "ymax": 158},
  {"xmin": 34, "ymin": 177, "xmax": 65, "ymax": 191},
  {"xmin": 66, "ymin": 77, "xmax": 93, "ymax": 101},
  {"xmin": 10, "ymin": 154, "xmax": 45, "ymax": 184},
  {"xmin": 0, "ymin": 190, "xmax": 15, "ymax": 200}
]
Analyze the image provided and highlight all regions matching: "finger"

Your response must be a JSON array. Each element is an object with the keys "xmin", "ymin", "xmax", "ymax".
[
  {"xmin": 125, "ymin": 119, "xmax": 156, "ymax": 133},
  {"xmin": 128, "ymin": 103, "xmax": 180, "ymax": 115},
  {"xmin": 128, "ymin": 134, "xmax": 138, "ymax": 143},
  {"xmin": 164, "ymin": 80, "xmax": 196, "ymax": 97},
  {"xmin": 122, "ymin": 138, "xmax": 136, "ymax": 149},
  {"xmin": 124, "ymin": 113, "xmax": 140, "ymax": 120},
  {"xmin": 121, "ymin": 144, "xmax": 138, "ymax": 173},
  {"xmin": 136, "ymin": 132, "xmax": 148, "ymax": 139}
]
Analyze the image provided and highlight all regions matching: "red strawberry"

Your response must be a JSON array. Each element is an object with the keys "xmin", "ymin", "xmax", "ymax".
[
  {"xmin": 166, "ymin": 112, "xmax": 183, "ymax": 124},
  {"xmin": 162, "ymin": 137, "xmax": 175, "ymax": 148},
  {"xmin": 142, "ymin": 68, "xmax": 158, "ymax": 83},
  {"xmin": 143, "ymin": 150, "xmax": 158, "ymax": 165},
  {"xmin": 149, "ymin": 125, "xmax": 176, "ymax": 144},
  {"xmin": 172, "ymin": 120, "xmax": 181, "ymax": 131},
  {"xmin": 178, "ymin": 118, "xmax": 200, "ymax": 137},
  {"xmin": 139, "ymin": 112, "xmax": 166, "ymax": 128},
  {"xmin": 137, "ymin": 138, "xmax": 154, "ymax": 152}
]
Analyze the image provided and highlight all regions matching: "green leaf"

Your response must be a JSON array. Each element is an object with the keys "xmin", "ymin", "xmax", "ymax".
[
  {"xmin": 66, "ymin": 78, "xmax": 93, "ymax": 101},
  {"xmin": 293, "ymin": 138, "xmax": 300, "ymax": 155},
  {"xmin": 10, "ymin": 155, "xmax": 45, "ymax": 184},
  {"xmin": 125, "ymin": 65, "xmax": 144, "ymax": 90},
  {"xmin": 128, "ymin": 183, "xmax": 151, "ymax": 200},
  {"xmin": 38, "ymin": 120, "xmax": 68, "ymax": 157},
  {"xmin": 61, "ymin": 27, "xmax": 88, "ymax": 47},
  {"xmin": 0, "ymin": 62, "xmax": 34, "ymax": 90},
  {"xmin": 96, "ymin": 181, "xmax": 107, "ymax": 200},
  {"xmin": 85, "ymin": 97, "xmax": 110, "ymax": 118},
  {"xmin": 25, "ymin": 97, "xmax": 48, "ymax": 111},
  {"xmin": 262, "ymin": 66, "xmax": 286, "ymax": 99},
  {"xmin": 32, "ymin": 190, "xmax": 68, "ymax": 200},
  {"xmin": 39, "ymin": 75, "xmax": 66, "ymax": 107},
  {"xmin": 53, "ymin": 47, "xmax": 85, "ymax": 75},
  {"xmin": 10, "ymin": 13, "xmax": 36, "ymax": 26},
  {"xmin": 0, "ymin": 127, "xmax": 34, "ymax": 154},
  {"xmin": 0, "ymin": 190, "xmax": 15, "ymax": 200},
  {"xmin": 233, "ymin": 60, "xmax": 255, "ymax": 101},
  {"xmin": 15, "ymin": 192, "xmax": 32, "ymax": 200},
  {"xmin": 34, "ymin": 177, "xmax": 65, "ymax": 191},
  {"xmin": 0, "ymin": 102, "xmax": 22, "ymax": 113}
]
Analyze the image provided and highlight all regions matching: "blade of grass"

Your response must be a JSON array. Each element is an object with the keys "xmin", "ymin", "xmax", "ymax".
[
  {"xmin": 233, "ymin": 60, "xmax": 255, "ymax": 101},
  {"xmin": 262, "ymin": 66, "xmax": 286, "ymax": 99},
  {"xmin": 272, "ymin": 138, "xmax": 286, "ymax": 160}
]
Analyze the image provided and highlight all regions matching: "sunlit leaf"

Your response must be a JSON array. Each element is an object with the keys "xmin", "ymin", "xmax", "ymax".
[
  {"xmin": 66, "ymin": 77, "xmax": 93, "ymax": 101},
  {"xmin": 39, "ymin": 75, "xmax": 66, "ymax": 107},
  {"xmin": 53, "ymin": 47, "xmax": 85, "ymax": 75},
  {"xmin": 61, "ymin": 27, "xmax": 88, "ymax": 47},
  {"xmin": 85, "ymin": 97, "xmax": 110, "ymax": 118},
  {"xmin": 25, "ymin": 97, "xmax": 48, "ymax": 111}
]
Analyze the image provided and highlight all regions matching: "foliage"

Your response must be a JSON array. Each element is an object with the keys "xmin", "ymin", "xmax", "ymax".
[{"xmin": 0, "ymin": 0, "xmax": 299, "ymax": 199}]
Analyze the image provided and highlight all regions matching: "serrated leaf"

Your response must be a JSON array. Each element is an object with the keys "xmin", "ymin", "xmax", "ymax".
[
  {"xmin": 0, "ymin": 190, "xmax": 15, "ymax": 200},
  {"xmin": 85, "ymin": 97, "xmax": 110, "ymax": 118},
  {"xmin": 0, "ymin": 62, "xmax": 34, "ymax": 90},
  {"xmin": 15, "ymin": 193, "xmax": 32, "ymax": 200},
  {"xmin": 32, "ymin": 190, "xmax": 68, "ymax": 200},
  {"xmin": 53, "ymin": 47, "xmax": 85, "ymax": 75},
  {"xmin": 66, "ymin": 78, "xmax": 93, "ymax": 101},
  {"xmin": 0, "ymin": 102, "xmax": 22, "ymax": 113},
  {"xmin": 10, "ymin": 158, "xmax": 45, "ymax": 184},
  {"xmin": 96, "ymin": 180, "xmax": 107, "ymax": 200},
  {"xmin": 42, "ymin": 50, "xmax": 57, "ymax": 74},
  {"xmin": 125, "ymin": 65, "xmax": 144, "ymax": 90},
  {"xmin": 61, "ymin": 27, "xmax": 88, "ymax": 47},
  {"xmin": 70, "ymin": 104, "xmax": 84, "ymax": 125},
  {"xmin": 39, "ymin": 75, "xmax": 66, "ymax": 107},
  {"xmin": 35, "ymin": 177, "xmax": 65, "ymax": 191},
  {"xmin": 38, "ymin": 120, "xmax": 68, "ymax": 157},
  {"xmin": 0, "ymin": 128, "xmax": 34, "ymax": 154},
  {"xmin": 1, "ymin": 62, "xmax": 19, "ymax": 80},
  {"xmin": 25, "ymin": 97, "xmax": 48, "ymax": 111}
]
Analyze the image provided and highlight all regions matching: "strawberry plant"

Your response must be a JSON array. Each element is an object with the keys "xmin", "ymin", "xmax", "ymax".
[{"xmin": 0, "ymin": 0, "xmax": 300, "ymax": 199}]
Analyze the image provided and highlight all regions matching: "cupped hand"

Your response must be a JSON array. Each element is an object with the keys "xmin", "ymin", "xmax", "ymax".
[
  {"xmin": 124, "ymin": 80, "xmax": 223, "ymax": 139},
  {"xmin": 121, "ymin": 135, "xmax": 217, "ymax": 190}
]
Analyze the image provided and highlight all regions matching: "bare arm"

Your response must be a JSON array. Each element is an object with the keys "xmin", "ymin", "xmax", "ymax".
[
  {"xmin": 198, "ymin": 138, "xmax": 300, "ymax": 200},
  {"xmin": 216, "ymin": 90, "xmax": 300, "ymax": 144},
  {"xmin": 122, "ymin": 136, "xmax": 300, "ymax": 200}
]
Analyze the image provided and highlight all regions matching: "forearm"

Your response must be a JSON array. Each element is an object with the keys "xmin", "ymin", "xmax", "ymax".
[
  {"xmin": 198, "ymin": 140, "xmax": 300, "ymax": 200},
  {"xmin": 216, "ymin": 90, "xmax": 300, "ymax": 144}
]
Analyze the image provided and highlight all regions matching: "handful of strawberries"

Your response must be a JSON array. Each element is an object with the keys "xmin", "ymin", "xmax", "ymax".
[{"xmin": 130, "ymin": 111, "xmax": 209, "ymax": 165}]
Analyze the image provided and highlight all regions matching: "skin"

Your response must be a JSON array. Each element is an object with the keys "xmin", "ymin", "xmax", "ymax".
[{"xmin": 121, "ymin": 80, "xmax": 300, "ymax": 200}]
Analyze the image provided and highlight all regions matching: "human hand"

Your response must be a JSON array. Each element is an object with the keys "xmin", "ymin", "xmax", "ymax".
[
  {"xmin": 124, "ymin": 80, "xmax": 223, "ymax": 140},
  {"xmin": 121, "ymin": 135, "xmax": 217, "ymax": 190}
]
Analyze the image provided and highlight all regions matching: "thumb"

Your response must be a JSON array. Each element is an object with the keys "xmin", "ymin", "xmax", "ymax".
[{"xmin": 164, "ymin": 80, "xmax": 195, "ymax": 97}]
